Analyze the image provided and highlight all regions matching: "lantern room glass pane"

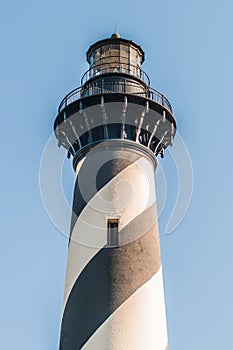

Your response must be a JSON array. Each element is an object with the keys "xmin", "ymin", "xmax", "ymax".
[{"xmin": 130, "ymin": 46, "xmax": 138, "ymax": 65}]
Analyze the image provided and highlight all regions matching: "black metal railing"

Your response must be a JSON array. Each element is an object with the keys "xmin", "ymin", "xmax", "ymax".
[
  {"xmin": 81, "ymin": 62, "xmax": 150, "ymax": 86},
  {"xmin": 82, "ymin": 78, "xmax": 146, "ymax": 97},
  {"xmin": 58, "ymin": 82, "xmax": 172, "ymax": 114}
]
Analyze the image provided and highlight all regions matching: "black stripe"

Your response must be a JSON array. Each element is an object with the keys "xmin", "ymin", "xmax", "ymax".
[
  {"xmin": 60, "ymin": 224, "xmax": 161, "ymax": 350},
  {"xmin": 119, "ymin": 203, "xmax": 157, "ymax": 246},
  {"xmin": 70, "ymin": 155, "xmax": 139, "ymax": 232}
]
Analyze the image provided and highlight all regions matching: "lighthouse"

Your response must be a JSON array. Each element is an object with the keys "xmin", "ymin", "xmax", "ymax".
[{"xmin": 54, "ymin": 33, "xmax": 176, "ymax": 350}]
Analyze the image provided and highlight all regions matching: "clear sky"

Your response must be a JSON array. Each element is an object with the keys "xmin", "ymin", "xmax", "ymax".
[{"xmin": 1, "ymin": 0, "xmax": 233, "ymax": 349}]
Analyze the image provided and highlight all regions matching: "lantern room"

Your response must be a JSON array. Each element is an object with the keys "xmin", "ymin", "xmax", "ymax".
[{"xmin": 86, "ymin": 33, "xmax": 145, "ymax": 81}]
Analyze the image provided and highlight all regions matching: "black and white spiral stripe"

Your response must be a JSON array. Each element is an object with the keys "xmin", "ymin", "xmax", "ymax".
[{"xmin": 60, "ymin": 147, "xmax": 168, "ymax": 350}]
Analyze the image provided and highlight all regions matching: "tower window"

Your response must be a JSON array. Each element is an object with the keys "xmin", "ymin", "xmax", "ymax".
[{"xmin": 107, "ymin": 219, "xmax": 119, "ymax": 247}]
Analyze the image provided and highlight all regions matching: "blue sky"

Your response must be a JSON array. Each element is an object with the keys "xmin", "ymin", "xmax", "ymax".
[{"xmin": 1, "ymin": 0, "xmax": 233, "ymax": 349}]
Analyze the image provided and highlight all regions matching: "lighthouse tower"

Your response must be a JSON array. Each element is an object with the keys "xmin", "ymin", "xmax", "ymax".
[{"xmin": 54, "ymin": 33, "xmax": 176, "ymax": 350}]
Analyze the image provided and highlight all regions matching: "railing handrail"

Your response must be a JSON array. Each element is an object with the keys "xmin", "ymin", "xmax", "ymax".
[
  {"xmin": 58, "ymin": 83, "xmax": 172, "ymax": 114},
  {"xmin": 81, "ymin": 62, "xmax": 150, "ymax": 86}
]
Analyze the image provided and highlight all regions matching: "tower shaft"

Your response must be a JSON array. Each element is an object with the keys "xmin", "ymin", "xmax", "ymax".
[{"xmin": 60, "ymin": 142, "xmax": 168, "ymax": 349}]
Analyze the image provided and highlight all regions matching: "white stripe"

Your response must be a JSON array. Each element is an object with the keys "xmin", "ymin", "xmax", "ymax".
[
  {"xmin": 82, "ymin": 267, "xmax": 168, "ymax": 350},
  {"xmin": 63, "ymin": 156, "xmax": 156, "ymax": 312}
]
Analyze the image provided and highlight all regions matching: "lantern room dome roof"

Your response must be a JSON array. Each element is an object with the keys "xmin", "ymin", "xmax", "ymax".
[
  {"xmin": 111, "ymin": 32, "xmax": 121, "ymax": 39},
  {"xmin": 86, "ymin": 34, "xmax": 145, "ymax": 63}
]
